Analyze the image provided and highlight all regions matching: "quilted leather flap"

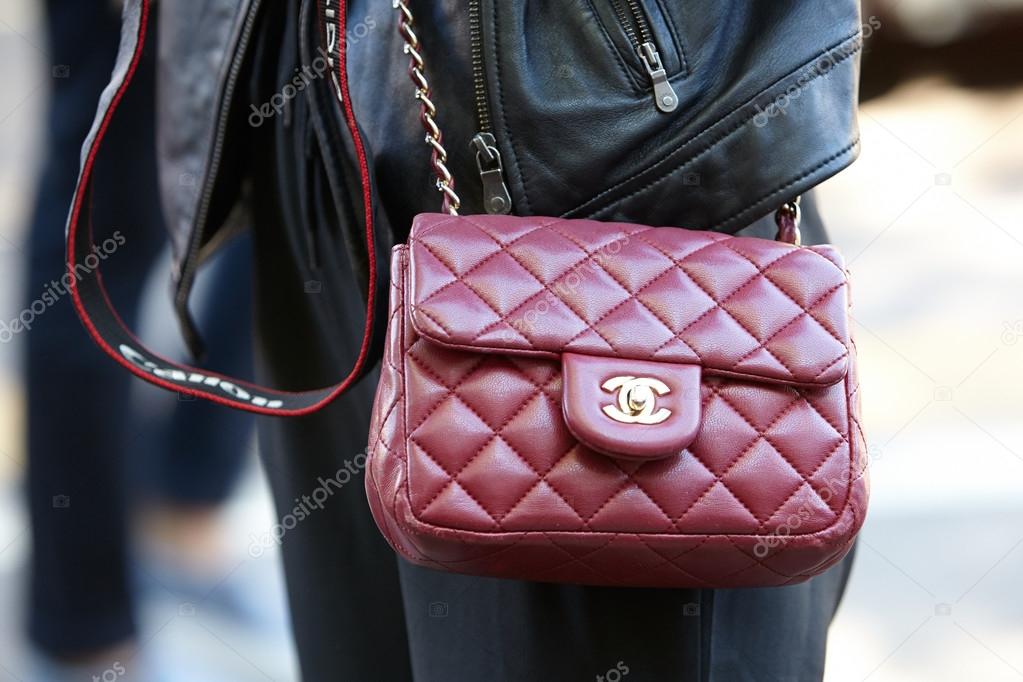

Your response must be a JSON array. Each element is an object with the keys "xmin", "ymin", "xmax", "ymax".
[{"xmin": 407, "ymin": 213, "xmax": 850, "ymax": 388}]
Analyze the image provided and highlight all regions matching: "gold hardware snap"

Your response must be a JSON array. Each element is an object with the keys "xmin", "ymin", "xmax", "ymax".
[{"xmin": 602, "ymin": 376, "xmax": 671, "ymax": 425}]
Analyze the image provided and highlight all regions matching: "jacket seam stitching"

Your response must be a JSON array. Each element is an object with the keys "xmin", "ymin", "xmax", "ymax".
[{"xmin": 567, "ymin": 30, "xmax": 863, "ymax": 217}]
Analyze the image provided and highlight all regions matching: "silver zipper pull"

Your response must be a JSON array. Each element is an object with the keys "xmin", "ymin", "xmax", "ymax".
[
  {"xmin": 638, "ymin": 42, "xmax": 678, "ymax": 113},
  {"xmin": 471, "ymin": 132, "xmax": 513, "ymax": 214}
]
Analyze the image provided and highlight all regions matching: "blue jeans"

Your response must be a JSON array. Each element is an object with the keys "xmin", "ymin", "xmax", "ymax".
[{"xmin": 25, "ymin": 0, "xmax": 253, "ymax": 655}]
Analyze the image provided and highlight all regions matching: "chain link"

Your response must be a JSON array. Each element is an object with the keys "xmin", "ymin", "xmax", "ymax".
[{"xmin": 393, "ymin": 0, "xmax": 461, "ymax": 215}]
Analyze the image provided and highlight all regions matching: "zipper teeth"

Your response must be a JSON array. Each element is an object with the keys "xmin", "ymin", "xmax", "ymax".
[
  {"xmin": 626, "ymin": 0, "xmax": 654, "ymax": 46},
  {"xmin": 180, "ymin": 0, "xmax": 263, "ymax": 291},
  {"xmin": 609, "ymin": 0, "xmax": 639, "ymax": 47},
  {"xmin": 469, "ymin": 0, "xmax": 491, "ymax": 133}
]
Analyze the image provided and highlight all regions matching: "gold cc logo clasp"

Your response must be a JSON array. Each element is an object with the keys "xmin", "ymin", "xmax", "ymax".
[{"xmin": 601, "ymin": 376, "xmax": 672, "ymax": 425}]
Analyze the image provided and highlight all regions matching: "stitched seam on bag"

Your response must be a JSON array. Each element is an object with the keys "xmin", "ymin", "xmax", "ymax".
[
  {"xmin": 593, "ymin": 387, "xmax": 722, "ymax": 530},
  {"xmin": 633, "ymin": 533, "xmax": 715, "ymax": 582},
  {"xmin": 546, "ymin": 224, "xmax": 709, "ymax": 362},
  {"xmin": 626, "ymin": 231, "xmax": 846, "ymax": 383},
  {"xmin": 388, "ymin": 255, "xmax": 434, "ymax": 564},
  {"xmin": 544, "ymin": 225, "xmax": 734, "ymax": 352},
  {"xmin": 719, "ymin": 535, "xmax": 793, "ymax": 580},
  {"xmin": 530, "ymin": 532, "xmax": 621, "ymax": 577},
  {"xmin": 402, "ymin": 371, "xmax": 853, "ymax": 540},
  {"xmin": 407, "ymin": 353, "xmax": 589, "ymax": 529},
  {"xmin": 671, "ymin": 388, "xmax": 810, "ymax": 526},
  {"xmin": 404, "ymin": 356, "xmax": 527, "ymax": 528},
  {"xmin": 409, "ymin": 213, "xmax": 463, "ymax": 241},
  {"xmin": 568, "ymin": 31, "xmax": 862, "ymax": 216},
  {"xmin": 634, "ymin": 235, "xmax": 807, "ymax": 380},
  {"xmin": 395, "ymin": 278, "xmax": 862, "ymax": 545},
  {"xmin": 404, "ymin": 350, "xmax": 491, "ymax": 434},
  {"xmin": 537, "ymin": 533, "xmax": 622, "ymax": 583},
  {"xmin": 412, "ymin": 216, "xmax": 561, "ymax": 312},
  {"xmin": 495, "ymin": 448, "xmax": 592, "ymax": 528},
  {"xmin": 410, "ymin": 439, "xmax": 504, "ymax": 530},
  {"xmin": 412, "ymin": 305, "xmax": 457, "ymax": 340},
  {"xmin": 458, "ymin": 214, "xmax": 622, "ymax": 352},
  {"xmin": 557, "ymin": 234, "xmax": 724, "ymax": 350},
  {"xmin": 606, "ymin": 460, "xmax": 682, "ymax": 531},
  {"xmin": 461, "ymin": 223, "xmax": 641, "ymax": 346},
  {"xmin": 709, "ymin": 388, "xmax": 840, "ymax": 523},
  {"xmin": 492, "ymin": 357, "xmax": 694, "ymax": 534},
  {"xmin": 715, "ymin": 240, "xmax": 850, "ymax": 374},
  {"xmin": 415, "ymin": 218, "xmax": 848, "ymax": 385},
  {"xmin": 779, "ymin": 437, "xmax": 848, "ymax": 519},
  {"xmin": 416, "ymin": 241, "xmax": 539, "ymax": 349},
  {"xmin": 719, "ymin": 382, "xmax": 852, "ymax": 521},
  {"xmin": 722, "ymin": 371, "xmax": 862, "ymax": 573},
  {"xmin": 399, "ymin": 270, "xmax": 545, "ymax": 567},
  {"xmin": 484, "ymin": 371, "xmax": 614, "ymax": 529},
  {"xmin": 489, "ymin": 359, "xmax": 650, "ymax": 530},
  {"xmin": 632, "ymin": 535, "xmax": 716, "ymax": 586},
  {"xmin": 814, "ymin": 351, "xmax": 851, "ymax": 382},
  {"xmin": 717, "ymin": 241, "xmax": 848, "ymax": 348},
  {"xmin": 412, "ymin": 217, "xmax": 568, "ymax": 349}
]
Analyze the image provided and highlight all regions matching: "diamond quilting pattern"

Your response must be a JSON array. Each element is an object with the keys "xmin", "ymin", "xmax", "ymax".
[
  {"xmin": 364, "ymin": 217, "xmax": 869, "ymax": 588},
  {"xmin": 405, "ymin": 336, "xmax": 851, "ymax": 536},
  {"xmin": 410, "ymin": 214, "xmax": 851, "ymax": 386}
]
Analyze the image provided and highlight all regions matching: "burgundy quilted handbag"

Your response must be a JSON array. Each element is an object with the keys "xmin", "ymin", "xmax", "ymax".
[
  {"xmin": 67, "ymin": 0, "xmax": 866, "ymax": 589},
  {"xmin": 361, "ymin": 4, "xmax": 868, "ymax": 588},
  {"xmin": 364, "ymin": 212, "xmax": 868, "ymax": 588}
]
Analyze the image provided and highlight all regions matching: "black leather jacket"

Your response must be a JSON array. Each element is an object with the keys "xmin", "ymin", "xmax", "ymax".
[{"xmin": 84, "ymin": 0, "xmax": 862, "ymax": 354}]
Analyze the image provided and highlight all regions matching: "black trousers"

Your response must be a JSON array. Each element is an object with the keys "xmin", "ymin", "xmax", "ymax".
[
  {"xmin": 243, "ymin": 6, "xmax": 852, "ymax": 677},
  {"xmin": 249, "ymin": 144, "xmax": 854, "ymax": 680}
]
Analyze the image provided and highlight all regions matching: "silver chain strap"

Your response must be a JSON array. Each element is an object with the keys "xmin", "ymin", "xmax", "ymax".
[
  {"xmin": 390, "ymin": 1, "xmax": 800, "ymax": 236},
  {"xmin": 393, "ymin": 0, "xmax": 461, "ymax": 215}
]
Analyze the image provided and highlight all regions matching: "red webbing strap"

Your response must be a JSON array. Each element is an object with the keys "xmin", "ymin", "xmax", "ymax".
[{"xmin": 66, "ymin": 0, "xmax": 377, "ymax": 416}]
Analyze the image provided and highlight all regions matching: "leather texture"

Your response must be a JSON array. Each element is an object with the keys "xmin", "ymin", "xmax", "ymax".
[
  {"xmin": 366, "ymin": 214, "xmax": 869, "ymax": 588},
  {"xmin": 562, "ymin": 354, "xmax": 702, "ymax": 461},
  {"xmin": 85, "ymin": 0, "xmax": 861, "ymax": 353}
]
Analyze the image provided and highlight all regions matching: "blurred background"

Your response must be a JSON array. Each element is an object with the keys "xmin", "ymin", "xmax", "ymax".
[{"xmin": 0, "ymin": 1, "xmax": 1021, "ymax": 680}]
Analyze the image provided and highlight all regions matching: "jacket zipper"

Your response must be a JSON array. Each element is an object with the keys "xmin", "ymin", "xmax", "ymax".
[
  {"xmin": 609, "ymin": 0, "xmax": 678, "ymax": 112},
  {"xmin": 175, "ymin": 0, "xmax": 263, "ymax": 358},
  {"xmin": 468, "ymin": 0, "xmax": 513, "ymax": 214}
]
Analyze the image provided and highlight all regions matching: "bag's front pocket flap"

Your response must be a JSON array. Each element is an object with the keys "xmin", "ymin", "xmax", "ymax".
[{"xmin": 407, "ymin": 214, "xmax": 850, "ymax": 389}]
